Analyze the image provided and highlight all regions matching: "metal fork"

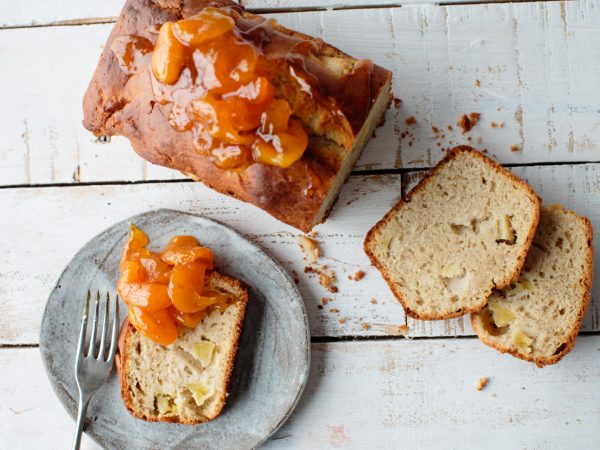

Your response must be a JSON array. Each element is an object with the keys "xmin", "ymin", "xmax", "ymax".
[{"xmin": 72, "ymin": 291, "xmax": 120, "ymax": 450}]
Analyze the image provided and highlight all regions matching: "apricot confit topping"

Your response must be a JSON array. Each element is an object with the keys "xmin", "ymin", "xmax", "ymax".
[
  {"xmin": 117, "ymin": 224, "xmax": 234, "ymax": 346},
  {"xmin": 150, "ymin": 7, "xmax": 308, "ymax": 170}
]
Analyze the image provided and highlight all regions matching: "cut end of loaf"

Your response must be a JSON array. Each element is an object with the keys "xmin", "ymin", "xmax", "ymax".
[
  {"xmin": 117, "ymin": 271, "xmax": 249, "ymax": 424},
  {"xmin": 364, "ymin": 146, "xmax": 541, "ymax": 320},
  {"xmin": 471, "ymin": 205, "xmax": 594, "ymax": 366},
  {"xmin": 311, "ymin": 75, "xmax": 393, "ymax": 229}
]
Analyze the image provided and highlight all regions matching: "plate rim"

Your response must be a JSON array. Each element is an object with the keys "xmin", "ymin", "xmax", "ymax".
[{"xmin": 39, "ymin": 208, "xmax": 311, "ymax": 449}]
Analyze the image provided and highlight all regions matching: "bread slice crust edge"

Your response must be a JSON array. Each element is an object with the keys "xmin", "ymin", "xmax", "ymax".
[
  {"xmin": 115, "ymin": 271, "xmax": 249, "ymax": 424},
  {"xmin": 363, "ymin": 145, "xmax": 541, "ymax": 320},
  {"xmin": 470, "ymin": 205, "xmax": 594, "ymax": 367}
]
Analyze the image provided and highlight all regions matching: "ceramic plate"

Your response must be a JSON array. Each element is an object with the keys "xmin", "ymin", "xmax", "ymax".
[{"xmin": 40, "ymin": 209, "xmax": 310, "ymax": 449}]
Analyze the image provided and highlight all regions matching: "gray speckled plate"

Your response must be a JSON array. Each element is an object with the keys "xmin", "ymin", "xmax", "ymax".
[{"xmin": 40, "ymin": 209, "xmax": 310, "ymax": 450}]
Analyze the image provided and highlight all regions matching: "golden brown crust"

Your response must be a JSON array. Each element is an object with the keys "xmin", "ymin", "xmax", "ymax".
[
  {"xmin": 364, "ymin": 146, "xmax": 541, "ymax": 321},
  {"xmin": 82, "ymin": 0, "xmax": 392, "ymax": 232},
  {"xmin": 116, "ymin": 270, "xmax": 249, "ymax": 424},
  {"xmin": 470, "ymin": 205, "xmax": 594, "ymax": 367}
]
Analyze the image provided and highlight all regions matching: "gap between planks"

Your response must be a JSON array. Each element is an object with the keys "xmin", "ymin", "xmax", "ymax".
[
  {"xmin": 0, "ymin": 159, "xmax": 599, "ymax": 191},
  {"xmin": 5, "ymin": 329, "xmax": 600, "ymax": 349}
]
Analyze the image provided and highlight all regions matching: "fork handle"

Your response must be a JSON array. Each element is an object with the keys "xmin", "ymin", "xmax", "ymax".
[{"xmin": 72, "ymin": 395, "xmax": 90, "ymax": 450}]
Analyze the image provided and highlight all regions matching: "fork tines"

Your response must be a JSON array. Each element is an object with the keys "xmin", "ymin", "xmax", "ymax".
[{"xmin": 78, "ymin": 290, "xmax": 119, "ymax": 363}]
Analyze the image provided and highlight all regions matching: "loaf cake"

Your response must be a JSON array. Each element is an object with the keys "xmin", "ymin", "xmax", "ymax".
[
  {"xmin": 116, "ymin": 271, "xmax": 249, "ymax": 423},
  {"xmin": 471, "ymin": 205, "xmax": 593, "ymax": 366},
  {"xmin": 83, "ymin": 0, "xmax": 392, "ymax": 231},
  {"xmin": 364, "ymin": 146, "xmax": 540, "ymax": 320}
]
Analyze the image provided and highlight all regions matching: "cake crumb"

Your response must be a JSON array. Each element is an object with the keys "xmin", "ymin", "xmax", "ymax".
[
  {"xmin": 491, "ymin": 121, "xmax": 498, "ymax": 128},
  {"xmin": 457, "ymin": 112, "xmax": 481, "ymax": 134},
  {"xmin": 319, "ymin": 273, "xmax": 333, "ymax": 288},
  {"xmin": 291, "ymin": 270, "xmax": 300, "ymax": 284},
  {"xmin": 476, "ymin": 377, "xmax": 489, "ymax": 391},
  {"xmin": 510, "ymin": 144, "xmax": 521, "ymax": 152},
  {"xmin": 306, "ymin": 264, "xmax": 338, "ymax": 292},
  {"xmin": 297, "ymin": 235, "xmax": 320, "ymax": 264},
  {"xmin": 361, "ymin": 322, "xmax": 370, "ymax": 331},
  {"xmin": 349, "ymin": 270, "xmax": 366, "ymax": 281},
  {"xmin": 398, "ymin": 325, "xmax": 409, "ymax": 335},
  {"xmin": 328, "ymin": 285, "xmax": 338, "ymax": 293},
  {"xmin": 474, "ymin": 79, "xmax": 481, "ymax": 88},
  {"xmin": 330, "ymin": 308, "xmax": 340, "ymax": 313},
  {"xmin": 393, "ymin": 97, "xmax": 402, "ymax": 109},
  {"xmin": 431, "ymin": 126, "xmax": 440, "ymax": 134},
  {"xmin": 447, "ymin": 125, "xmax": 453, "ymax": 131},
  {"xmin": 317, "ymin": 305, "xmax": 323, "ymax": 309},
  {"xmin": 338, "ymin": 318, "xmax": 347, "ymax": 324},
  {"xmin": 321, "ymin": 297, "xmax": 329, "ymax": 305},
  {"xmin": 370, "ymin": 298, "xmax": 378, "ymax": 304},
  {"xmin": 405, "ymin": 116, "xmax": 417, "ymax": 126}
]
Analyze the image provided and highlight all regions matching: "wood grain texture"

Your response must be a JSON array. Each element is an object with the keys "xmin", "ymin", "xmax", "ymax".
[
  {"xmin": 1, "ymin": 1, "xmax": 599, "ymax": 185},
  {"xmin": 0, "ymin": 1, "xmax": 121, "ymax": 28},
  {"xmin": 0, "ymin": 348, "xmax": 99, "ymax": 450},
  {"xmin": 5, "ymin": 337, "xmax": 600, "ymax": 449},
  {"xmin": 1, "ymin": 163, "xmax": 599, "ymax": 344},
  {"xmin": 0, "ymin": 0, "xmax": 525, "ymax": 28}
]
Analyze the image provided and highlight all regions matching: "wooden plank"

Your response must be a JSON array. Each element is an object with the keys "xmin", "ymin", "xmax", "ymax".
[
  {"xmin": 1, "ymin": 1, "xmax": 600, "ymax": 185},
  {"xmin": 241, "ymin": 0, "xmax": 510, "ymax": 9},
  {"xmin": 0, "ymin": 348, "xmax": 99, "ymax": 450},
  {"xmin": 0, "ymin": 174, "xmax": 407, "ymax": 345},
  {"xmin": 1, "ymin": 163, "xmax": 599, "ymax": 344},
  {"xmin": 0, "ymin": 0, "xmax": 531, "ymax": 28},
  {"xmin": 404, "ymin": 163, "xmax": 600, "ymax": 337},
  {"xmin": 0, "ymin": 1, "xmax": 121, "ymax": 28},
  {"xmin": 5, "ymin": 337, "xmax": 600, "ymax": 449}
]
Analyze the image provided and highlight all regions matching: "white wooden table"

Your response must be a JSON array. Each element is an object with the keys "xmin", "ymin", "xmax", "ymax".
[{"xmin": 2, "ymin": 0, "xmax": 600, "ymax": 448}]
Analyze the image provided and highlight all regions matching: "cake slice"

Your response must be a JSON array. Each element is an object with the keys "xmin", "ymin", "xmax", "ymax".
[
  {"xmin": 83, "ymin": 0, "xmax": 392, "ymax": 232},
  {"xmin": 116, "ymin": 271, "xmax": 249, "ymax": 423},
  {"xmin": 471, "ymin": 205, "xmax": 593, "ymax": 366},
  {"xmin": 364, "ymin": 146, "xmax": 540, "ymax": 320}
]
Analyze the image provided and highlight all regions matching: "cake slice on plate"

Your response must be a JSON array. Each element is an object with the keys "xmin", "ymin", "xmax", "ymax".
[{"xmin": 117, "ymin": 271, "xmax": 249, "ymax": 423}]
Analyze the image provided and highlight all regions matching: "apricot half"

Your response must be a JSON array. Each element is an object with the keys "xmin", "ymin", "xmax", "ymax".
[
  {"xmin": 133, "ymin": 248, "xmax": 172, "ymax": 284},
  {"xmin": 120, "ymin": 225, "xmax": 149, "ymax": 271},
  {"xmin": 168, "ymin": 261, "xmax": 222, "ymax": 313},
  {"xmin": 119, "ymin": 281, "xmax": 172, "ymax": 312},
  {"xmin": 168, "ymin": 306, "xmax": 207, "ymax": 328},
  {"xmin": 128, "ymin": 306, "xmax": 178, "ymax": 346},
  {"xmin": 161, "ymin": 235, "xmax": 214, "ymax": 267}
]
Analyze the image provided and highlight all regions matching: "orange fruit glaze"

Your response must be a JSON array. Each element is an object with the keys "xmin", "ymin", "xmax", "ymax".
[
  {"xmin": 117, "ymin": 225, "xmax": 232, "ymax": 345},
  {"xmin": 151, "ymin": 7, "xmax": 308, "ymax": 170}
]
